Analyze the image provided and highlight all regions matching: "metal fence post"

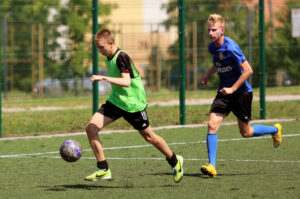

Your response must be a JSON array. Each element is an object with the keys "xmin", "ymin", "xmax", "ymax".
[
  {"xmin": 178, "ymin": 0, "xmax": 186, "ymax": 125},
  {"xmin": 259, "ymin": 0, "xmax": 266, "ymax": 119},
  {"xmin": 0, "ymin": 0, "xmax": 2, "ymax": 138},
  {"xmin": 92, "ymin": 0, "xmax": 99, "ymax": 114}
]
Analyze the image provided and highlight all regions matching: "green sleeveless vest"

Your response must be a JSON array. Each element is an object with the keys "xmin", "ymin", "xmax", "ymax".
[{"xmin": 105, "ymin": 50, "xmax": 147, "ymax": 112}]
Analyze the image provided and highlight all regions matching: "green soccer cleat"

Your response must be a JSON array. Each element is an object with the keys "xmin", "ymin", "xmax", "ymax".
[
  {"xmin": 172, "ymin": 155, "xmax": 183, "ymax": 183},
  {"xmin": 84, "ymin": 169, "xmax": 112, "ymax": 181},
  {"xmin": 201, "ymin": 163, "xmax": 217, "ymax": 177},
  {"xmin": 273, "ymin": 123, "xmax": 282, "ymax": 148}
]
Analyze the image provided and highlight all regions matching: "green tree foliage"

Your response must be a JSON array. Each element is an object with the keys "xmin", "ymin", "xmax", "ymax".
[
  {"xmin": 1, "ymin": 0, "xmax": 116, "ymax": 93},
  {"xmin": 162, "ymin": 0, "xmax": 300, "ymax": 88},
  {"xmin": 267, "ymin": 0, "xmax": 300, "ymax": 85},
  {"xmin": 1, "ymin": 0, "xmax": 61, "ymax": 91},
  {"xmin": 56, "ymin": 0, "xmax": 116, "ymax": 94},
  {"xmin": 162, "ymin": 0, "xmax": 253, "ymax": 89}
]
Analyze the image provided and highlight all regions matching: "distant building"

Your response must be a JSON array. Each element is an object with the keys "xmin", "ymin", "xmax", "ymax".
[{"xmin": 99, "ymin": 0, "xmax": 176, "ymax": 77}]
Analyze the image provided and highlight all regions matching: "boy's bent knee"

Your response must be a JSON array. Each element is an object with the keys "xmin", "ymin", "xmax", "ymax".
[
  {"xmin": 207, "ymin": 121, "xmax": 218, "ymax": 133},
  {"xmin": 86, "ymin": 123, "xmax": 101, "ymax": 135},
  {"xmin": 240, "ymin": 130, "xmax": 251, "ymax": 138}
]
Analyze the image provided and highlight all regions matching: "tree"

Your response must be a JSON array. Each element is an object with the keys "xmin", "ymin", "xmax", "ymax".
[
  {"xmin": 162, "ymin": 0, "xmax": 253, "ymax": 89},
  {"xmin": 57, "ymin": 0, "xmax": 117, "ymax": 94},
  {"xmin": 1, "ymin": 0, "xmax": 61, "ymax": 92},
  {"xmin": 1, "ymin": 0, "xmax": 116, "ymax": 94},
  {"xmin": 267, "ymin": 0, "xmax": 300, "ymax": 85}
]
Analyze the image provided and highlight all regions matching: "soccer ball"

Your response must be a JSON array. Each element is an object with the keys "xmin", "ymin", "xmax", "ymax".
[{"xmin": 59, "ymin": 140, "xmax": 82, "ymax": 162}]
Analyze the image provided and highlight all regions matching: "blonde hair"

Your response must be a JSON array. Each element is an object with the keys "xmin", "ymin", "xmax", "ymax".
[
  {"xmin": 207, "ymin": 14, "xmax": 225, "ymax": 28},
  {"xmin": 94, "ymin": 29, "xmax": 115, "ymax": 43}
]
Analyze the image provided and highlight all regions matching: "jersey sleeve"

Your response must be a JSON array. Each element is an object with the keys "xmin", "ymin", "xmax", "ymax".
[
  {"xmin": 116, "ymin": 52, "xmax": 131, "ymax": 73},
  {"xmin": 230, "ymin": 43, "xmax": 246, "ymax": 65}
]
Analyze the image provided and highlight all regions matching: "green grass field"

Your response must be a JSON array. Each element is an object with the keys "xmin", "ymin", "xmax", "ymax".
[
  {"xmin": 3, "ymin": 100, "xmax": 300, "ymax": 136},
  {"xmin": 0, "ymin": 120, "xmax": 299, "ymax": 199}
]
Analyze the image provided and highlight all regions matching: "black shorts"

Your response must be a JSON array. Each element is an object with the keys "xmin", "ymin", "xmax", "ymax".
[
  {"xmin": 210, "ymin": 92, "xmax": 253, "ymax": 123},
  {"xmin": 97, "ymin": 101, "xmax": 150, "ymax": 130}
]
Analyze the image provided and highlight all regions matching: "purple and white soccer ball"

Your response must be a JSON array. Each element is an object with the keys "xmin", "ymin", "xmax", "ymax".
[{"xmin": 59, "ymin": 140, "xmax": 82, "ymax": 162}]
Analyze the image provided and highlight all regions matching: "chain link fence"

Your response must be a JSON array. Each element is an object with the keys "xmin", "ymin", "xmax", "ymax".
[{"xmin": 1, "ymin": 0, "xmax": 299, "ymax": 99}]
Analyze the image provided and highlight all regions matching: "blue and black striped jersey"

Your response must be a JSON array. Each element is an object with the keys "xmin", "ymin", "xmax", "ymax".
[{"xmin": 209, "ymin": 36, "xmax": 252, "ymax": 93}]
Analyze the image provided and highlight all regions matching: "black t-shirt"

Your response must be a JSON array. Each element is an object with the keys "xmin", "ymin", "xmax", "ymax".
[{"xmin": 107, "ymin": 49, "xmax": 136, "ymax": 78}]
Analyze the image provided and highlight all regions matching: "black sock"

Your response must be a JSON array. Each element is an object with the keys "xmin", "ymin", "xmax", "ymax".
[
  {"xmin": 166, "ymin": 153, "xmax": 178, "ymax": 167},
  {"xmin": 97, "ymin": 160, "xmax": 108, "ymax": 170}
]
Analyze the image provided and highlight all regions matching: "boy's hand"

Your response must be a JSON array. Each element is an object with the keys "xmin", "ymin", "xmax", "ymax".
[
  {"xmin": 91, "ymin": 75, "xmax": 105, "ymax": 82},
  {"xmin": 201, "ymin": 74, "xmax": 208, "ymax": 85},
  {"xmin": 90, "ymin": 75, "xmax": 97, "ymax": 82},
  {"xmin": 220, "ymin": 87, "xmax": 234, "ymax": 95}
]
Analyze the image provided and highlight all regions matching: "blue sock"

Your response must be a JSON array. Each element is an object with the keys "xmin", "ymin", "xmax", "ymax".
[
  {"xmin": 207, "ymin": 133, "xmax": 218, "ymax": 168},
  {"xmin": 252, "ymin": 125, "xmax": 278, "ymax": 137}
]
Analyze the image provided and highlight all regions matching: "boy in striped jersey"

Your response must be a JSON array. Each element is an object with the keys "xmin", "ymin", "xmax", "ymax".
[{"xmin": 200, "ymin": 14, "xmax": 282, "ymax": 177}]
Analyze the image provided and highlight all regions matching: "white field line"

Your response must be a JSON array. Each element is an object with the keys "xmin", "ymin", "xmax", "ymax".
[
  {"xmin": 37, "ymin": 156, "xmax": 300, "ymax": 163},
  {"xmin": 1, "ymin": 133, "xmax": 300, "ymax": 163},
  {"xmin": 0, "ymin": 118, "xmax": 296, "ymax": 141}
]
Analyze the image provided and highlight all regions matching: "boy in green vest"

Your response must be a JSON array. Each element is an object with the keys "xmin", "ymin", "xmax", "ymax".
[{"xmin": 84, "ymin": 29, "xmax": 183, "ymax": 183}]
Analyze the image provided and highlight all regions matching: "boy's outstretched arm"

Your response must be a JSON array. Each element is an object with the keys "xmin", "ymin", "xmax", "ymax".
[{"xmin": 91, "ymin": 72, "xmax": 131, "ymax": 87}]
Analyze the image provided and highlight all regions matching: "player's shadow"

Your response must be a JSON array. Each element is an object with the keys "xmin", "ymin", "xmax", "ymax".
[
  {"xmin": 42, "ymin": 183, "xmax": 177, "ymax": 191},
  {"xmin": 150, "ymin": 172, "xmax": 262, "ymax": 179},
  {"xmin": 42, "ymin": 184, "xmax": 123, "ymax": 191},
  {"xmin": 149, "ymin": 172, "xmax": 201, "ymax": 178},
  {"xmin": 216, "ymin": 172, "xmax": 266, "ymax": 177}
]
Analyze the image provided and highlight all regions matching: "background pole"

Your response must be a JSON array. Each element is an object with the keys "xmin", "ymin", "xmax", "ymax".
[
  {"xmin": 92, "ymin": 0, "xmax": 99, "ymax": 114},
  {"xmin": 259, "ymin": 0, "xmax": 266, "ymax": 119},
  {"xmin": 0, "ymin": 0, "xmax": 2, "ymax": 138},
  {"xmin": 178, "ymin": 0, "xmax": 186, "ymax": 125}
]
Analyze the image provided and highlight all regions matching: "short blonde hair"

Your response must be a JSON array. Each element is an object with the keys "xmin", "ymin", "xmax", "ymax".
[
  {"xmin": 207, "ymin": 14, "xmax": 225, "ymax": 28},
  {"xmin": 94, "ymin": 29, "xmax": 115, "ymax": 43}
]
